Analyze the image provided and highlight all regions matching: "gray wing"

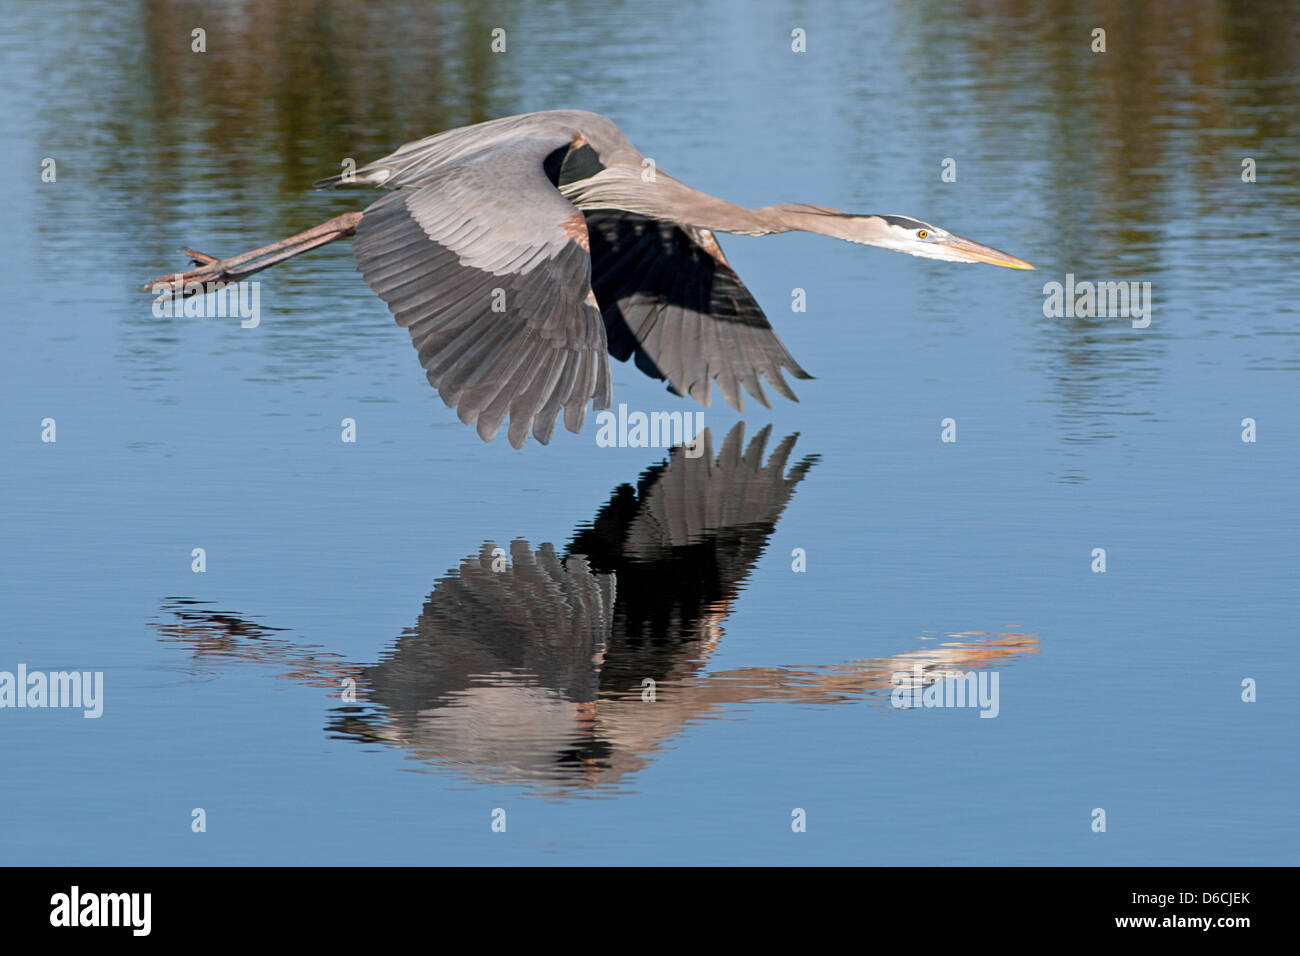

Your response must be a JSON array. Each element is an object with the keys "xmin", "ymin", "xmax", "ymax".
[
  {"xmin": 350, "ymin": 137, "xmax": 612, "ymax": 448},
  {"xmin": 314, "ymin": 110, "xmax": 642, "ymax": 190},
  {"xmin": 584, "ymin": 211, "xmax": 812, "ymax": 411}
]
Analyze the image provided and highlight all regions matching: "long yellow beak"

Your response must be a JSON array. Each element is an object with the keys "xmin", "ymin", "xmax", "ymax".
[{"xmin": 944, "ymin": 234, "xmax": 1036, "ymax": 270}]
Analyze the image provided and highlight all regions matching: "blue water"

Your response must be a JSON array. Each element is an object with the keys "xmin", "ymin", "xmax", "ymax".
[{"xmin": 2, "ymin": 0, "xmax": 1297, "ymax": 865}]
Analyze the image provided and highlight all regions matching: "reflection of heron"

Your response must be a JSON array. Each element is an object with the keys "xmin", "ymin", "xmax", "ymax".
[
  {"xmin": 153, "ymin": 423, "xmax": 1040, "ymax": 795},
  {"xmin": 145, "ymin": 110, "xmax": 1034, "ymax": 447}
]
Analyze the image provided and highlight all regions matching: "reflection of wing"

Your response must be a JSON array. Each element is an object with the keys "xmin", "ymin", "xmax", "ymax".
[
  {"xmin": 153, "ymin": 595, "xmax": 1042, "ymax": 794},
  {"xmin": 350, "ymin": 135, "xmax": 611, "ymax": 447},
  {"xmin": 365, "ymin": 540, "xmax": 614, "ymax": 713},
  {"xmin": 585, "ymin": 211, "xmax": 811, "ymax": 411},
  {"xmin": 149, "ymin": 421, "xmax": 1047, "ymax": 795},
  {"xmin": 567, "ymin": 422, "xmax": 817, "ymax": 686},
  {"xmin": 616, "ymin": 422, "xmax": 814, "ymax": 559},
  {"xmin": 320, "ymin": 540, "xmax": 617, "ymax": 785}
]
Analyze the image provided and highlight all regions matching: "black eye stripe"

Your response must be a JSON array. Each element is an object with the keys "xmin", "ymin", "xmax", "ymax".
[{"xmin": 879, "ymin": 215, "xmax": 929, "ymax": 229}]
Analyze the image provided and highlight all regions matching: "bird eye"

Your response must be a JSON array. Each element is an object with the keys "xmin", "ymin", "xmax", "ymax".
[{"xmin": 917, "ymin": 230, "xmax": 928, "ymax": 239}]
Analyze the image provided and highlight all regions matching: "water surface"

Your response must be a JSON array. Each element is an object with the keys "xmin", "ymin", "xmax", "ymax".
[{"xmin": 1, "ymin": 0, "xmax": 1297, "ymax": 864}]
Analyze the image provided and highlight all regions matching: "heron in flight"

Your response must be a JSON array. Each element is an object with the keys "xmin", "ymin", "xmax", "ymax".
[{"xmin": 147, "ymin": 110, "xmax": 1034, "ymax": 448}]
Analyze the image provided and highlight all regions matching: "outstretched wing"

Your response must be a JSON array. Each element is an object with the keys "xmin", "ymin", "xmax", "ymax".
[
  {"xmin": 350, "ymin": 137, "xmax": 612, "ymax": 448},
  {"xmin": 584, "ymin": 211, "xmax": 812, "ymax": 411}
]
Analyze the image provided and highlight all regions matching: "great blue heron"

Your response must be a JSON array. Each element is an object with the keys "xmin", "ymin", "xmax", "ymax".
[{"xmin": 147, "ymin": 109, "xmax": 1034, "ymax": 448}]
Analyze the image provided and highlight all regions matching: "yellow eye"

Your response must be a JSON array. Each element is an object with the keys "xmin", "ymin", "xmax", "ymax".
[{"xmin": 917, "ymin": 230, "xmax": 928, "ymax": 239}]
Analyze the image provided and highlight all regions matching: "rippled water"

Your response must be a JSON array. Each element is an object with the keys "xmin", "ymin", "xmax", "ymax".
[{"xmin": 2, "ymin": 0, "xmax": 1297, "ymax": 864}]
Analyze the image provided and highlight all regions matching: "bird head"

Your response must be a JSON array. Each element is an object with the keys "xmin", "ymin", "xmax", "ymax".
[{"xmin": 855, "ymin": 214, "xmax": 1035, "ymax": 269}]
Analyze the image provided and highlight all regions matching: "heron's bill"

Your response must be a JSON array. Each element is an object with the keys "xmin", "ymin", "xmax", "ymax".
[{"xmin": 945, "ymin": 235, "xmax": 1036, "ymax": 270}]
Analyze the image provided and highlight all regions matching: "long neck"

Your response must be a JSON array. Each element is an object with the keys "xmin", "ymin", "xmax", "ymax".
[
  {"xmin": 752, "ymin": 203, "xmax": 864, "ymax": 240},
  {"xmin": 562, "ymin": 168, "xmax": 858, "ymax": 238}
]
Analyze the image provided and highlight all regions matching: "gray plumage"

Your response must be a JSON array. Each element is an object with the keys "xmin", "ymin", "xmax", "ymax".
[
  {"xmin": 325, "ymin": 110, "xmax": 813, "ymax": 445},
  {"xmin": 153, "ymin": 110, "xmax": 1033, "ymax": 448}
]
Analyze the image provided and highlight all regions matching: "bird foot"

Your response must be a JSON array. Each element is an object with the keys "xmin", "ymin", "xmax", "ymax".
[{"xmin": 142, "ymin": 211, "xmax": 364, "ymax": 295}]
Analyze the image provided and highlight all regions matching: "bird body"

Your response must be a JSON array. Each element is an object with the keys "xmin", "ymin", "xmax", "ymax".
[{"xmin": 149, "ymin": 110, "xmax": 1033, "ymax": 448}]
